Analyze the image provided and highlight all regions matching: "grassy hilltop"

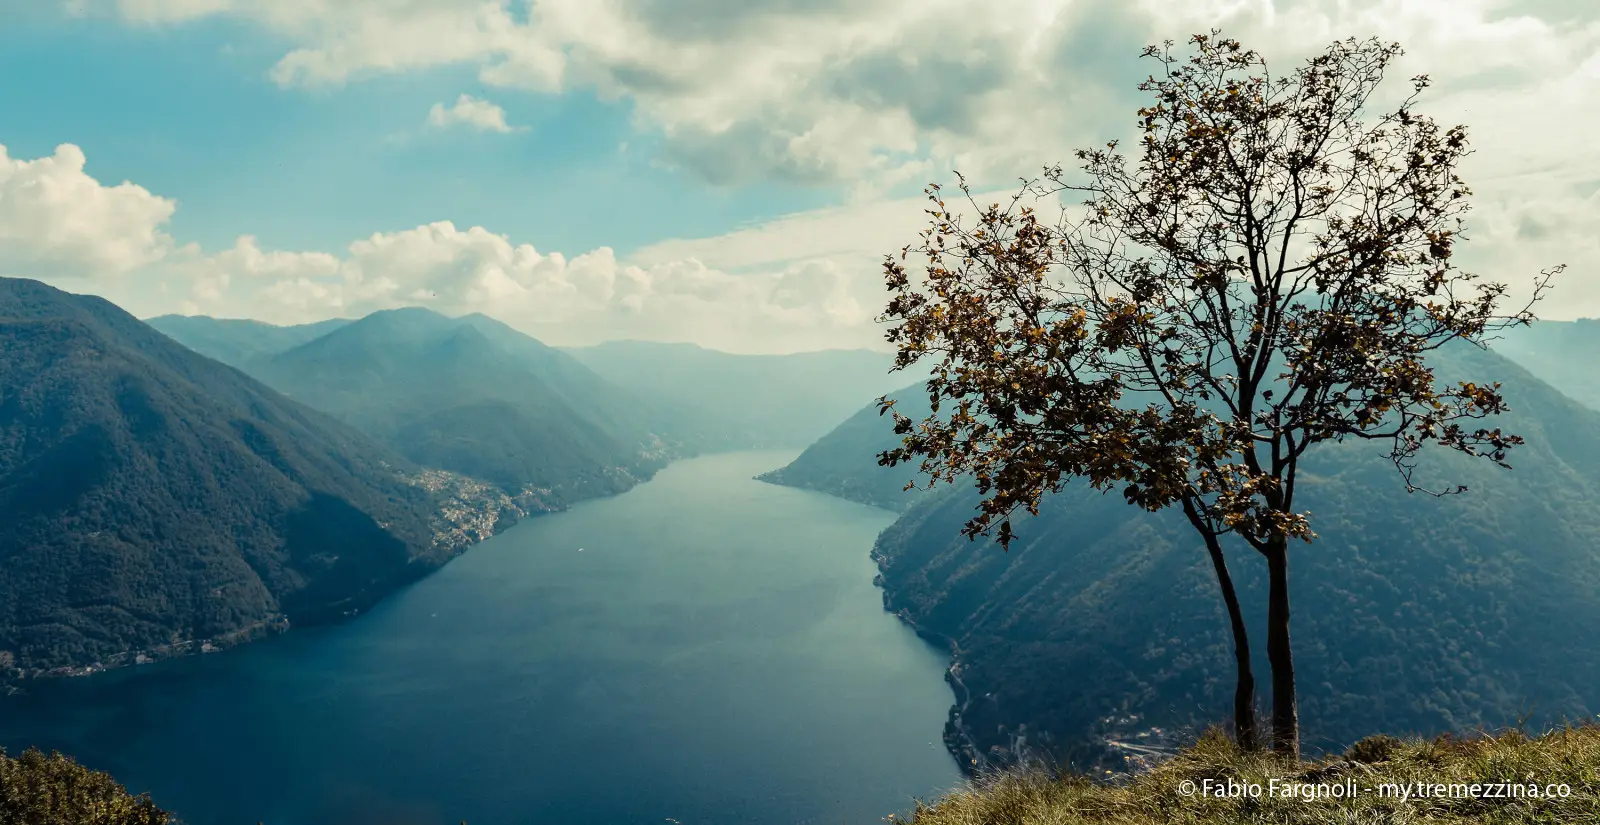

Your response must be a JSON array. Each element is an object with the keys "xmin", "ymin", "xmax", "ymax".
[
  {"xmin": 6, "ymin": 726, "xmax": 1599, "ymax": 824},
  {"xmin": 901, "ymin": 725, "xmax": 1600, "ymax": 825}
]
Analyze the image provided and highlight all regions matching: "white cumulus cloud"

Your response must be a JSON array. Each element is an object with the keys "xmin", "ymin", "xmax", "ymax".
[
  {"xmin": 0, "ymin": 143, "xmax": 179, "ymax": 277},
  {"xmin": 30, "ymin": 1, "xmax": 1600, "ymax": 325},
  {"xmin": 193, "ymin": 221, "xmax": 880, "ymax": 351},
  {"xmin": 426, "ymin": 93, "xmax": 519, "ymax": 133},
  {"xmin": 79, "ymin": 1, "xmax": 1600, "ymax": 190},
  {"xmin": 0, "ymin": 141, "xmax": 885, "ymax": 351}
]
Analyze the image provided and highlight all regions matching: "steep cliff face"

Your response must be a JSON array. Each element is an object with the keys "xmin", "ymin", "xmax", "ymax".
[{"xmin": 801, "ymin": 344, "xmax": 1600, "ymax": 772}]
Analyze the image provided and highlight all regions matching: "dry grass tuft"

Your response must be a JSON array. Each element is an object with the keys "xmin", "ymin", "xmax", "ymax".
[{"xmin": 894, "ymin": 723, "xmax": 1600, "ymax": 824}]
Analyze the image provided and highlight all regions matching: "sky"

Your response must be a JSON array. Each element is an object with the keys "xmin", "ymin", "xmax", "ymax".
[{"xmin": 1, "ymin": 0, "xmax": 1596, "ymax": 353}]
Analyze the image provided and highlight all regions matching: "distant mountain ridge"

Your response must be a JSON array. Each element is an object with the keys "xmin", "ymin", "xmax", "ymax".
[
  {"xmin": 561, "ymin": 339, "xmax": 909, "ymax": 448},
  {"xmin": 754, "ymin": 381, "xmax": 933, "ymax": 510},
  {"xmin": 248, "ymin": 308, "xmax": 674, "ymax": 504},
  {"xmin": 150, "ymin": 312, "xmax": 914, "ymax": 454},
  {"xmin": 0, "ymin": 278, "xmax": 488, "ymax": 676},
  {"xmin": 1491, "ymin": 318, "xmax": 1600, "ymax": 411},
  {"xmin": 145, "ymin": 314, "xmax": 351, "ymax": 371},
  {"xmin": 765, "ymin": 343, "xmax": 1600, "ymax": 773}
]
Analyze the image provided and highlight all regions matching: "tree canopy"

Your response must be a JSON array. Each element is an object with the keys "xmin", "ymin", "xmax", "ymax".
[{"xmin": 877, "ymin": 32, "xmax": 1559, "ymax": 757}]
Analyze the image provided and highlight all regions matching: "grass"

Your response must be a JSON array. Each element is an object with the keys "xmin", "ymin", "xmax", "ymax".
[
  {"xmin": 7, "ymin": 725, "xmax": 1600, "ymax": 824},
  {"xmin": 895, "ymin": 724, "xmax": 1600, "ymax": 824}
]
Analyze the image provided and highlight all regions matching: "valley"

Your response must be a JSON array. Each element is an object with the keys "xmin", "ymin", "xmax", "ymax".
[
  {"xmin": 15, "ymin": 275, "xmax": 1600, "ymax": 785},
  {"xmin": 2, "ymin": 279, "xmax": 912, "ymax": 685},
  {"xmin": 8, "ymin": 275, "xmax": 1600, "ymax": 820},
  {"xmin": 7, "ymin": 10, "xmax": 1599, "ymax": 824}
]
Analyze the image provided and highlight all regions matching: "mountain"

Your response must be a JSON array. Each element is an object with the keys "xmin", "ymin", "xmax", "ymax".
[
  {"xmin": 560, "ymin": 340, "xmax": 909, "ymax": 447},
  {"xmin": 151, "ymin": 316, "xmax": 913, "ymax": 454},
  {"xmin": 1492, "ymin": 318, "xmax": 1600, "ymax": 411},
  {"xmin": 0, "ymin": 278, "xmax": 471, "ymax": 676},
  {"xmin": 145, "ymin": 314, "xmax": 351, "ymax": 371},
  {"xmin": 771, "ymin": 343, "xmax": 1600, "ymax": 772},
  {"xmin": 249, "ymin": 308, "xmax": 676, "ymax": 501},
  {"xmin": 755, "ymin": 381, "xmax": 934, "ymax": 510}
]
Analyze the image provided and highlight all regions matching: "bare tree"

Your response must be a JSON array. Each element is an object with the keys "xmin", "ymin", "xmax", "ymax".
[{"xmin": 876, "ymin": 32, "xmax": 1558, "ymax": 758}]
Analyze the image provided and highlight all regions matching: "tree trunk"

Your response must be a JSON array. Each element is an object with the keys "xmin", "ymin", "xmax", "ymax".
[
  {"xmin": 1203, "ymin": 534, "xmax": 1258, "ymax": 751},
  {"xmin": 1182, "ymin": 497, "xmax": 1258, "ymax": 751},
  {"xmin": 1265, "ymin": 536, "xmax": 1299, "ymax": 759}
]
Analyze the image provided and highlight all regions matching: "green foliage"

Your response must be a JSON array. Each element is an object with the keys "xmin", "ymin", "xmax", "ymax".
[
  {"xmin": 900, "ymin": 725, "xmax": 1600, "ymax": 824},
  {"xmin": 0, "ymin": 277, "xmax": 444, "ymax": 673},
  {"xmin": 0, "ymin": 747, "xmax": 170, "ymax": 825}
]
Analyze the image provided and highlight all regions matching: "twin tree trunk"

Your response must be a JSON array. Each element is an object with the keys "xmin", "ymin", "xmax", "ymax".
[
  {"xmin": 1198, "ymin": 523, "xmax": 1298, "ymax": 758},
  {"xmin": 1265, "ymin": 536, "xmax": 1300, "ymax": 759},
  {"xmin": 1203, "ymin": 535, "xmax": 1258, "ymax": 752}
]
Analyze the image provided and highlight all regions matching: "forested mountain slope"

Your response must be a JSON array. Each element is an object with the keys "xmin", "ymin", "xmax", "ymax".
[
  {"xmin": 756, "ymin": 382, "xmax": 933, "ymax": 510},
  {"xmin": 251, "ymin": 308, "xmax": 674, "ymax": 502},
  {"xmin": 0, "ymin": 278, "xmax": 451, "ymax": 675},
  {"xmin": 780, "ymin": 342, "xmax": 1600, "ymax": 771},
  {"xmin": 153, "ymin": 313, "xmax": 914, "ymax": 454}
]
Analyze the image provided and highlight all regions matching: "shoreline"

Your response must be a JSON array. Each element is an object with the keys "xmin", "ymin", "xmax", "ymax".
[
  {"xmin": 869, "ymin": 545, "xmax": 989, "ymax": 779},
  {"xmin": 2, "ymin": 453, "xmax": 680, "ymax": 689},
  {"xmin": 2, "ymin": 615, "xmax": 292, "ymax": 686}
]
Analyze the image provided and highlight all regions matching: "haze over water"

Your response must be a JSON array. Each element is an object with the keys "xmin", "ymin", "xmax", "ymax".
[{"xmin": 0, "ymin": 451, "xmax": 962, "ymax": 825}]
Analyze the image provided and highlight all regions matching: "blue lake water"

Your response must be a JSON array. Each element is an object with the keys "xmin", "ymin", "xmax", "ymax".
[{"xmin": 0, "ymin": 450, "xmax": 963, "ymax": 825}]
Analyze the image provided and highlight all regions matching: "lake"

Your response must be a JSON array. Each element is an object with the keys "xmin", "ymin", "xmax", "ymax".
[{"xmin": 0, "ymin": 451, "xmax": 964, "ymax": 825}]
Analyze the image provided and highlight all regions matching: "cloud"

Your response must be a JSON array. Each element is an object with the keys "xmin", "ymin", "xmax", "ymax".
[
  {"xmin": 0, "ymin": 142, "xmax": 883, "ymax": 351},
  {"xmin": 81, "ymin": 1, "xmax": 1599, "ymax": 216},
  {"xmin": 32, "ymin": 2, "xmax": 1600, "ymax": 329},
  {"xmin": 62, "ymin": 0, "xmax": 1587, "ymax": 338},
  {"xmin": 0, "ymin": 143, "xmax": 179, "ymax": 277},
  {"xmin": 4, "ymin": 128, "xmax": 1594, "ymax": 354},
  {"xmin": 181, "ymin": 221, "xmax": 882, "ymax": 352},
  {"xmin": 629, "ymin": 191, "xmax": 945, "ymax": 272},
  {"xmin": 426, "ymin": 93, "xmax": 520, "ymax": 132}
]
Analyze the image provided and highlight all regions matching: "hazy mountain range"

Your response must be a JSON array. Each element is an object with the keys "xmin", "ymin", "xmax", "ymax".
[
  {"xmin": 754, "ymin": 384, "xmax": 933, "ymax": 511},
  {"xmin": 1488, "ymin": 318, "xmax": 1600, "ymax": 411},
  {"xmin": 237, "ymin": 308, "xmax": 673, "ymax": 501},
  {"xmin": 3, "ymin": 285, "xmax": 908, "ymax": 678},
  {"xmin": 560, "ymin": 339, "xmax": 915, "ymax": 448},
  {"xmin": 149, "ymin": 314, "xmax": 905, "ymax": 452},
  {"xmin": 141, "ymin": 315, "xmax": 353, "ymax": 372},
  {"xmin": 14, "ymin": 274, "xmax": 1600, "ymax": 776}
]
